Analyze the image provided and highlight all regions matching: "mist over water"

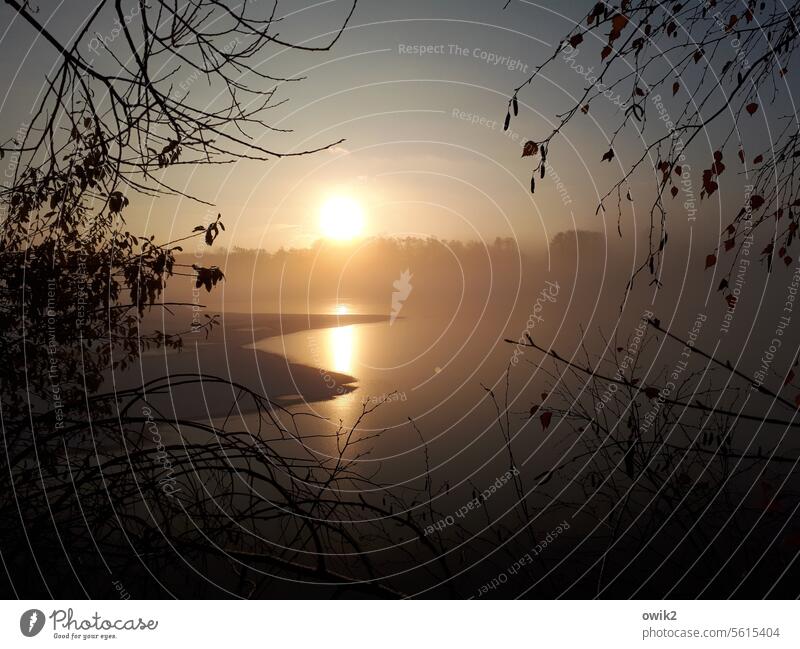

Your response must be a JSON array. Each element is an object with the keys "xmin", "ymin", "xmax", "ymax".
[{"xmin": 162, "ymin": 231, "xmax": 800, "ymax": 544}]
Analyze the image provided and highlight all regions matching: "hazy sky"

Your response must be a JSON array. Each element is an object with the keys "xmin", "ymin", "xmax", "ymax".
[{"xmin": 0, "ymin": 1, "xmax": 780, "ymax": 252}]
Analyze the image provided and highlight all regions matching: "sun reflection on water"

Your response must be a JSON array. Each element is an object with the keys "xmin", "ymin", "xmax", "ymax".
[{"xmin": 329, "ymin": 325, "xmax": 356, "ymax": 374}]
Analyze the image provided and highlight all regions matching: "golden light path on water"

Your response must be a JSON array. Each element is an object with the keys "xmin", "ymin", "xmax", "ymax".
[
  {"xmin": 329, "ymin": 324, "xmax": 356, "ymax": 374},
  {"xmin": 329, "ymin": 304, "xmax": 356, "ymax": 374}
]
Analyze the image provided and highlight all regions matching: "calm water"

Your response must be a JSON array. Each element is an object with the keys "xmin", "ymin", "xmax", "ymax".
[{"xmin": 250, "ymin": 305, "xmax": 561, "ymax": 492}]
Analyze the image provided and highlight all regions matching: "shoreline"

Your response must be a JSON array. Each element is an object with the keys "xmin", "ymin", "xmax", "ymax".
[{"xmin": 133, "ymin": 310, "xmax": 390, "ymax": 418}]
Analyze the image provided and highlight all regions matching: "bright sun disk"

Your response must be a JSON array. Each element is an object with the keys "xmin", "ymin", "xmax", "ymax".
[{"xmin": 320, "ymin": 196, "xmax": 365, "ymax": 241}]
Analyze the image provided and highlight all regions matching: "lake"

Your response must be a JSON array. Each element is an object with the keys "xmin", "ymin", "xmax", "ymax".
[{"xmin": 247, "ymin": 303, "xmax": 562, "ymax": 498}]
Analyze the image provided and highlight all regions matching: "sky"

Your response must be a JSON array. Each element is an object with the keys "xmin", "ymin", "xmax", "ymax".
[{"xmin": 0, "ymin": 1, "xmax": 786, "ymax": 253}]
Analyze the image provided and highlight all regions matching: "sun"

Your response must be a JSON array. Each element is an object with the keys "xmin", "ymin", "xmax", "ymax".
[{"xmin": 319, "ymin": 195, "xmax": 365, "ymax": 241}]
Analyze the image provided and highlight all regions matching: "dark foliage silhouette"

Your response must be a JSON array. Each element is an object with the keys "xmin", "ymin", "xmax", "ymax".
[
  {"xmin": 0, "ymin": 0, "xmax": 456, "ymax": 598},
  {"xmin": 505, "ymin": 0, "xmax": 800, "ymax": 295}
]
